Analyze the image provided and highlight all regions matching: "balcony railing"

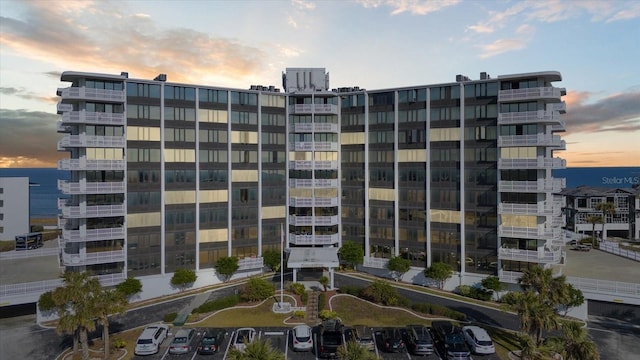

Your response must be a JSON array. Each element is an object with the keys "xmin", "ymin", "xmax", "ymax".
[
  {"xmin": 289, "ymin": 160, "xmax": 339, "ymax": 170},
  {"xmin": 363, "ymin": 256, "xmax": 390, "ymax": 269},
  {"xmin": 237, "ymin": 257, "xmax": 264, "ymax": 271},
  {"xmin": 289, "ymin": 233, "xmax": 339, "ymax": 246},
  {"xmin": 499, "ymin": 87, "xmax": 565, "ymax": 102},
  {"xmin": 289, "ymin": 197, "xmax": 339, "ymax": 207},
  {"xmin": 57, "ymin": 103, "xmax": 73, "ymax": 114},
  {"xmin": 58, "ymin": 135, "xmax": 125, "ymax": 149},
  {"xmin": 567, "ymin": 276, "xmax": 640, "ymax": 296},
  {"xmin": 498, "ymin": 247, "xmax": 563, "ymax": 264},
  {"xmin": 60, "ymin": 111, "xmax": 125, "ymax": 126},
  {"xmin": 498, "ymin": 134, "xmax": 564, "ymax": 148},
  {"xmin": 289, "ymin": 179, "xmax": 339, "ymax": 188},
  {"xmin": 289, "ymin": 104, "xmax": 339, "ymax": 114},
  {"xmin": 288, "ymin": 215, "xmax": 340, "ymax": 226},
  {"xmin": 292, "ymin": 123, "xmax": 339, "ymax": 133},
  {"xmin": 499, "ymin": 225, "xmax": 562, "ymax": 240},
  {"xmin": 62, "ymin": 227, "xmax": 125, "ymax": 242},
  {"xmin": 291, "ymin": 142, "xmax": 339, "ymax": 151},
  {"xmin": 58, "ymin": 180, "xmax": 125, "ymax": 195},
  {"xmin": 498, "ymin": 157, "xmax": 566, "ymax": 170},
  {"xmin": 0, "ymin": 247, "xmax": 59, "ymax": 261},
  {"xmin": 0, "ymin": 273, "xmax": 125, "ymax": 300},
  {"xmin": 61, "ymin": 204, "xmax": 126, "ymax": 218},
  {"xmin": 57, "ymin": 87, "xmax": 125, "ymax": 102},
  {"xmin": 498, "ymin": 202, "xmax": 561, "ymax": 216},
  {"xmin": 499, "ymin": 178, "xmax": 566, "ymax": 193},
  {"xmin": 58, "ymin": 159, "xmax": 126, "ymax": 171},
  {"xmin": 62, "ymin": 249, "xmax": 125, "ymax": 266}
]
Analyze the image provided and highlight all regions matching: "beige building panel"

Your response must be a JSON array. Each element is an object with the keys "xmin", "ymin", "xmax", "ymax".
[
  {"xmin": 127, "ymin": 212, "xmax": 161, "ymax": 228},
  {"xmin": 369, "ymin": 188, "xmax": 395, "ymax": 201},
  {"xmin": 430, "ymin": 209, "xmax": 461, "ymax": 224},
  {"xmin": 232, "ymin": 170, "xmax": 258, "ymax": 182},
  {"xmin": 200, "ymin": 189, "xmax": 228, "ymax": 203},
  {"xmin": 398, "ymin": 149, "xmax": 427, "ymax": 162},
  {"xmin": 262, "ymin": 206, "xmax": 285, "ymax": 219},
  {"xmin": 341, "ymin": 132, "xmax": 365, "ymax": 145},
  {"xmin": 165, "ymin": 190, "xmax": 196, "ymax": 204},
  {"xmin": 200, "ymin": 228, "xmax": 228, "ymax": 243}
]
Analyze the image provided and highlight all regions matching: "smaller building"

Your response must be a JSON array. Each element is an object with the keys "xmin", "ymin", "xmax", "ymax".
[
  {"xmin": 0, "ymin": 177, "xmax": 31, "ymax": 240},
  {"xmin": 560, "ymin": 185, "xmax": 640, "ymax": 240}
]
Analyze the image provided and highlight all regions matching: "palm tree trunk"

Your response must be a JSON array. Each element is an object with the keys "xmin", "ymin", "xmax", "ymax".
[
  {"xmin": 73, "ymin": 328, "xmax": 79, "ymax": 354},
  {"xmin": 103, "ymin": 319, "xmax": 110, "ymax": 359},
  {"xmin": 80, "ymin": 326, "xmax": 90, "ymax": 360}
]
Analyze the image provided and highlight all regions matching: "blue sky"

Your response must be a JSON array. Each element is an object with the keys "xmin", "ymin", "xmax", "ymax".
[{"xmin": 0, "ymin": 0, "xmax": 639, "ymax": 167}]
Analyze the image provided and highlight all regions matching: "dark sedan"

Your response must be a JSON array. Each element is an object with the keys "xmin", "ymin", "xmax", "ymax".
[{"xmin": 197, "ymin": 328, "xmax": 227, "ymax": 355}]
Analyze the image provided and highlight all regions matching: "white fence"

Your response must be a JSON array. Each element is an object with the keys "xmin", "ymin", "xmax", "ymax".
[{"xmin": 599, "ymin": 240, "xmax": 640, "ymax": 262}]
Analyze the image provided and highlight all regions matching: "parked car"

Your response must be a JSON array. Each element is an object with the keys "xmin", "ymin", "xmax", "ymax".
[
  {"xmin": 292, "ymin": 324, "xmax": 313, "ymax": 352},
  {"xmin": 318, "ymin": 319, "xmax": 344, "ymax": 358},
  {"xmin": 353, "ymin": 325, "xmax": 375, "ymax": 351},
  {"xmin": 462, "ymin": 325, "xmax": 495, "ymax": 355},
  {"xmin": 169, "ymin": 328, "xmax": 196, "ymax": 355},
  {"xmin": 233, "ymin": 327, "xmax": 257, "ymax": 352},
  {"xmin": 407, "ymin": 325, "xmax": 434, "ymax": 355},
  {"xmin": 134, "ymin": 324, "xmax": 169, "ymax": 355},
  {"xmin": 431, "ymin": 321, "xmax": 471, "ymax": 360},
  {"xmin": 380, "ymin": 327, "xmax": 405, "ymax": 353},
  {"xmin": 197, "ymin": 328, "xmax": 227, "ymax": 355}
]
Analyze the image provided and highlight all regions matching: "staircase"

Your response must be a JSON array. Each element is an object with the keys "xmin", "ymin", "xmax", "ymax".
[{"xmin": 306, "ymin": 291, "xmax": 320, "ymax": 325}]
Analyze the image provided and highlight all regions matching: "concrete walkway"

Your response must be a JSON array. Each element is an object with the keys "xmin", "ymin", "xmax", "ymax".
[{"xmin": 173, "ymin": 291, "xmax": 210, "ymax": 325}]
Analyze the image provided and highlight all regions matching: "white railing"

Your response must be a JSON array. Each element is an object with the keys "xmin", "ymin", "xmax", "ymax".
[
  {"xmin": 599, "ymin": 241, "xmax": 640, "ymax": 262},
  {"xmin": 61, "ymin": 111, "xmax": 125, "ymax": 125},
  {"xmin": 58, "ymin": 159, "xmax": 126, "ymax": 171},
  {"xmin": 61, "ymin": 204, "xmax": 126, "ymax": 218},
  {"xmin": 62, "ymin": 249, "xmax": 125, "ymax": 266},
  {"xmin": 498, "ymin": 270, "xmax": 522, "ymax": 283},
  {"xmin": 499, "ymin": 225, "xmax": 561, "ymax": 240},
  {"xmin": 57, "ymin": 103, "xmax": 73, "ymax": 113},
  {"xmin": 291, "ymin": 142, "xmax": 339, "ymax": 152},
  {"xmin": 0, "ymin": 248, "xmax": 59, "ymax": 260},
  {"xmin": 58, "ymin": 135, "xmax": 125, "ymax": 148},
  {"xmin": 289, "ymin": 160, "xmax": 338, "ymax": 170},
  {"xmin": 499, "ymin": 178, "xmax": 566, "ymax": 193},
  {"xmin": 0, "ymin": 273, "xmax": 125, "ymax": 299},
  {"xmin": 62, "ymin": 227, "xmax": 125, "ymax": 242},
  {"xmin": 499, "ymin": 87, "xmax": 565, "ymax": 102},
  {"xmin": 498, "ymin": 157, "xmax": 566, "ymax": 170},
  {"xmin": 289, "ymin": 233, "xmax": 339, "ymax": 246},
  {"xmin": 363, "ymin": 256, "xmax": 389, "ymax": 269},
  {"xmin": 567, "ymin": 277, "xmax": 640, "ymax": 296},
  {"xmin": 498, "ymin": 248, "xmax": 562, "ymax": 264},
  {"xmin": 290, "ymin": 104, "xmax": 339, "ymax": 114},
  {"xmin": 292, "ymin": 123, "xmax": 339, "ymax": 133},
  {"xmin": 58, "ymin": 180, "xmax": 125, "ymax": 194},
  {"xmin": 57, "ymin": 87, "xmax": 125, "ymax": 102},
  {"xmin": 289, "ymin": 179, "xmax": 339, "ymax": 188},
  {"xmin": 238, "ymin": 257, "xmax": 264, "ymax": 271},
  {"xmin": 288, "ymin": 215, "xmax": 339, "ymax": 226},
  {"xmin": 498, "ymin": 134, "xmax": 564, "ymax": 148}
]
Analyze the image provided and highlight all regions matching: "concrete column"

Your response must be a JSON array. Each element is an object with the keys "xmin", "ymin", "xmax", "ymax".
[
  {"xmin": 329, "ymin": 268, "xmax": 334, "ymax": 289},
  {"xmin": 293, "ymin": 268, "xmax": 297, "ymax": 282}
]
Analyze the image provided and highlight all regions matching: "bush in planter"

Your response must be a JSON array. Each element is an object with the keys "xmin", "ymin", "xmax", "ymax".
[
  {"xmin": 289, "ymin": 282, "xmax": 306, "ymax": 296},
  {"xmin": 164, "ymin": 312, "xmax": 177, "ymax": 322},
  {"xmin": 293, "ymin": 310, "xmax": 306, "ymax": 319}
]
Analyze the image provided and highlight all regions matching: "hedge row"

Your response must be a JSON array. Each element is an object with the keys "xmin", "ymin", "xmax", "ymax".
[
  {"xmin": 192, "ymin": 294, "xmax": 241, "ymax": 314},
  {"xmin": 411, "ymin": 302, "xmax": 466, "ymax": 321}
]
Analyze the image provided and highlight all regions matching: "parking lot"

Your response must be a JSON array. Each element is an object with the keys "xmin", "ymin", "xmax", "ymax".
[{"xmin": 132, "ymin": 325, "xmax": 501, "ymax": 360}]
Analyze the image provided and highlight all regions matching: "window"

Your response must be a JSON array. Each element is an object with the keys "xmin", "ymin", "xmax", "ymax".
[
  {"xmin": 199, "ymin": 89, "xmax": 228, "ymax": 104},
  {"xmin": 165, "ymin": 86, "xmax": 195, "ymax": 101}
]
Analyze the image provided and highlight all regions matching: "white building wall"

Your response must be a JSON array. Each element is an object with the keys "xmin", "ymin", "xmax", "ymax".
[{"xmin": 0, "ymin": 177, "xmax": 30, "ymax": 240}]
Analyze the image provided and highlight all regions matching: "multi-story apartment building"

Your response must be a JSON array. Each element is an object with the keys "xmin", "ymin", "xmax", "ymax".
[
  {"xmin": 0, "ymin": 177, "xmax": 31, "ymax": 239},
  {"xmin": 55, "ymin": 68, "xmax": 567, "ymax": 292},
  {"xmin": 561, "ymin": 185, "xmax": 640, "ymax": 240}
]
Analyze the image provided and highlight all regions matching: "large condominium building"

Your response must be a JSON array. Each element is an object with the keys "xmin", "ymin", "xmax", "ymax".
[{"xmin": 56, "ymin": 68, "xmax": 567, "ymax": 291}]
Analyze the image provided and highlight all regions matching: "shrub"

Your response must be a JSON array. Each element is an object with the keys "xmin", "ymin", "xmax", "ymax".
[
  {"xmin": 192, "ymin": 294, "xmax": 241, "ymax": 314},
  {"xmin": 300, "ymin": 292, "xmax": 308, "ymax": 305},
  {"xmin": 111, "ymin": 338, "xmax": 126, "ymax": 350},
  {"xmin": 293, "ymin": 310, "xmax": 306, "ymax": 319},
  {"xmin": 411, "ymin": 303, "xmax": 467, "ymax": 321},
  {"xmin": 116, "ymin": 277, "xmax": 143, "ymax": 297},
  {"xmin": 289, "ymin": 282, "xmax": 306, "ymax": 296},
  {"xmin": 319, "ymin": 309, "xmax": 339, "ymax": 320},
  {"xmin": 360, "ymin": 280, "xmax": 403, "ymax": 306},
  {"xmin": 318, "ymin": 293, "xmax": 326, "ymax": 312},
  {"xmin": 241, "ymin": 278, "xmax": 275, "ymax": 302},
  {"xmin": 457, "ymin": 285, "xmax": 493, "ymax": 301},
  {"xmin": 338, "ymin": 285, "xmax": 362, "ymax": 297},
  {"xmin": 164, "ymin": 312, "xmax": 177, "ymax": 322},
  {"xmin": 38, "ymin": 291, "xmax": 55, "ymax": 311}
]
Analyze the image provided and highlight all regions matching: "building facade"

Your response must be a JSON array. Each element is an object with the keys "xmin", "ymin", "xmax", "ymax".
[
  {"xmin": 0, "ymin": 177, "xmax": 31, "ymax": 240},
  {"xmin": 55, "ymin": 68, "xmax": 567, "ymax": 289}
]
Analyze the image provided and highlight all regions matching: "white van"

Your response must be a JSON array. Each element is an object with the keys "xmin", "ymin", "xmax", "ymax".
[{"xmin": 134, "ymin": 324, "xmax": 169, "ymax": 355}]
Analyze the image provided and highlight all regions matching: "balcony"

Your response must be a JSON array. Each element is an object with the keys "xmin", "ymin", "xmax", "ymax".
[
  {"xmin": 293, "ymin": 123, "xmax": 339, "ymax": 133},
  {"xmin": 62, "ymin": 227, "xmax": 125, "ymax": 243},
  {"xmin": 498, "ymin": 109, "xmax": 566, "ymax": 126},
  {"xmin": 289, "ymin": 179, "xmax": 339, "ymax": 188},
  {"xmin": 61, "ymin": 111, "xmax": 125, "ymax": 126},
  {"xmin": 289, "ymin": 104, "xmax": 339, "ymax": 114},
  {"xmin": 291, "ymin": 142, "xmax": 339, "ymax": 151},
  {"xmin": 363, "ymin": 256, "xmax": 389, "ymax": 269},
  {"xmin": 238, "ymin": 257, "xmax": 264, "ymax": 271},
  {"xmin": 290, "ymin": 197, "xmax": 339, "ymax": 207},
  {"xmin": 58, "ymin": 135, "xmax": 125, "ymax": 149},
  {"xmin": 289, "ymin": 215, "xmax": 340, "ymax": 226},
  {"xmin": 498, "ymin": 134, "xmax": 564, "ymax": 148},
  {"xmin": 499, "ymin": 225, "xmax": 562, "ymax": 240},
  {"xmin": 498, "ymin": 202, "xmax": 561, "ymax": 216},
  {"xmin": 61, "ymin": 203, "xmax": 126, "ymax": 218},
  {"xmin": 499, "ymin": 87, "xmax": 565, "ymax": 102},
  {"xmin": 57, "ymin": 87, "xmax": 125, "ymax": 102},
  {"xmin": 58, "ymin": 180, "xmax": 125, "ymax": 195},
  {"xmin": 62, "ymin": 249, "xmax": 125, "ymax": 266},
  {"xmin": 289, "ymin": 160, "xmax": 338, "ymax": 170},
  {"xmin": 289, "ymin": 233, "xmax": 339, "ymax": 246},
  {"xmin": 498, "ymin": 157, "xmax": 566, "ymax": 170},
  {"xmin": 58, "ymin": 158, "xmax": 125, "ymax": 171},
  {"xmin": 498, "ymin": 270, "xmax": 521, "ymax": 284},
  {"xmin": 499, "ymin": 178, "xmax": 566, "ymax": 193},
  {"xmin": 498, "ymin": 247, "xmax": 563, "ymax": 264},
  {"xmin": 57, "ymin": 103, "xmax": 73, "ymax": 114}
]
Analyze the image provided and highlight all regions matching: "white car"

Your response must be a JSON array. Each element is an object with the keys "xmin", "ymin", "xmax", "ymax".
[
  {"xmin": 292, "ymin": 325, "xmax": 313, "ymax": 351},
  {"xmin": 233, "ymin": 327, "xmax": 257, "ymax": 352},
  {"xmin": 462, "ymin": 325, "xmax": 495, "ymax": 355},
  {"xmin": 134, "ymin": 324, "xmax": 168, "ymax": 355}
]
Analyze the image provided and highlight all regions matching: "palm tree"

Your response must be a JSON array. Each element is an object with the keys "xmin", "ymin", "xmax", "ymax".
[
  {"xmin": 595, "ymin": 201, "xmax": 616, "ymax": 241},
  {"xmin": 319, "ymin": 275, "xmax": 329, "ymax": 292},
  {"xmin": 516, "ymin": 333, "xmax": 545, "ymax": 360},
  {"xmin": 518, "ymin": 267, "xmax": 554, "ymax": 300},
  {"xmin": 560, "ymin": 320, "xmax": 600, "ymax": 360},
  {"xmin": 94, "ymin": 288, "xmax": 127, "ymax": 359},
  {"xmin": 585, "ymin": 214, "xmax": 603, "ymax": 243},
  {"xmin": 338, "ymin": 341, "xmax": 377, "ymax": 360},
  {"xmin": 51, "ymin": 271, "xmax": 101, "ymax": 360},
  {"xmin": 226, "ymin": 336, "xmax": 284, "ymax": 360}
]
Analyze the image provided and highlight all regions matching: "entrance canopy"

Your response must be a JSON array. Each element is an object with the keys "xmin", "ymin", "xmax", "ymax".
[{"xmin": 287, "ymin": 247, "xmax": 340, "ymax": 269}]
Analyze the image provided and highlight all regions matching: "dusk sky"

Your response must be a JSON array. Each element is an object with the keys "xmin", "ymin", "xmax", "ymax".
[{"xmin": 1, "ymin": 0, "xmax": 639, "ymax": 168}]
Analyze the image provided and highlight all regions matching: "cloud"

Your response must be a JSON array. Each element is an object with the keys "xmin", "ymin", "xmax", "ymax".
[
  {"xmin": 356, "ymin": 0, "xmax": 460, "ymax": 15},
  {"xmin": 0, "ymin": 109, "xmax": 63, "ymax": 168},
  {"xmin": 0, "ymin": 87, "xmax": 58, "ymax": 103},
  {"xmin": 0, "ymin": 1, "xmax": 270, "ymax": 87},
  {"xmin": 563, "ymin": 90, "xmax": 640, "ymax": 135},
  {"xmin": 476, "ymin": 25, "xmax": 535, "ymax": 58},
  {"xmin": 291, "ymin": 0, "xmax": 316, "ymax": 10},
  {"xmin": 287, "ymin": 16, "xmax": 298, "ymax": 28}
]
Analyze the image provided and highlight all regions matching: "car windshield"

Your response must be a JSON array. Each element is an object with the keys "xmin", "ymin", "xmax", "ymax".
[
  {"xmin": 202, "ymin": 337, "xmax": 216, "ymax": 344},
  {"xmin": 137, "ymin": 339, "xmax": 152, "ymax": 344},
  {"xmin": 479, "ymin": 340, "xmax": 493, "ymax": 346},
  {"xmin": 173, "ymin": 337, "xmax": 187, "ymax": 344}
]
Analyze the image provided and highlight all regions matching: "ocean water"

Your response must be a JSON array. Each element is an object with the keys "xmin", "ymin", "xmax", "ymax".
[
  {"xmin": 1, "ymin": 167, "xmax": 638, "ymax": 219},
  {"xmin": 0, "ymin": 168, "xmax": 69, "ymax": 219}
]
